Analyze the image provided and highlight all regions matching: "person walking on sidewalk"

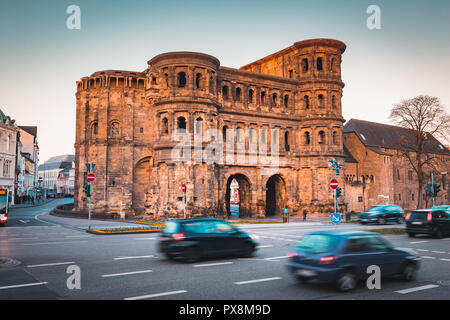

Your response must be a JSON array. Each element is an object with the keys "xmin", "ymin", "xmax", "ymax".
[{"xmin": 303, "ymin": 208, "xmax": 308, "ymax": 221}]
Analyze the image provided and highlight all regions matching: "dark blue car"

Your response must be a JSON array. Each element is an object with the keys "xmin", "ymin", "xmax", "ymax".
[{"xmin": 285, "ymin": 230, "xmax": 420, "ymax": 292}]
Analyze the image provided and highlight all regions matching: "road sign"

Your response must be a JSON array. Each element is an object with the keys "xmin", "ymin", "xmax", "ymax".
[
  {"xmin": 85, "ymin": 163, "xmax": 95, "ymax": 173},
  {"xmin": 283, "ymin": 208, "xmax": 288, "ymax": 214},
  {"xmin": 181, "ymin": 184, "xmax": 186, "ymax": 193},
  {"xmin": 330, "ymin": 178, "xmax": 338, "ymax": 190},
  {"xmin": 330, "ymin": 212, "xmax": 342, "ymax": 224},
  {"xmin": 87, "ymin": 173, "xmax": 96, "ymax": 182}
]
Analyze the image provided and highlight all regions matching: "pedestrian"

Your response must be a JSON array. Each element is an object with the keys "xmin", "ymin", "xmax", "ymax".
[{"xmin": 303, "ymin": 208, "xmax": 307, "ymax": 221}]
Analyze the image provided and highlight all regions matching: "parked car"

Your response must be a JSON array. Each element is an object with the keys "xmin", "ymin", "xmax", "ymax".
[
  {"xmin": 406, "ymin": 207, "xmax": 450, "ymax": 238},
  {"xmin": 359, "ymin": 205, "xmax": 404, "ymax": 224},
  {"xmin": 285, "ymin": 230, "xmax": 420, "ymax": 292},
  {"xmin": 158, "ymin": 218, "xmax": 258, "ymax": 262}
]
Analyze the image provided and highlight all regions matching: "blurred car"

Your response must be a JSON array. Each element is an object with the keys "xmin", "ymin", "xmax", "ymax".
[
  {"xmin": 47, "ymin": 193, "xmax": 56, "ymax": 198},
  {"xmin": 158, "ymin": 218, "xmax": 258, "ymax": 262},
  {"xmin": 432, "ymin": 205, "xmax": 450, "ymax": 213},
  {"xmin": 406, "ymin": 208, "xmax": 450, "ymax": 238},
  {"xmin": 285, "ymin": 230, "xmax": 420, "ymax": 292},
  {"xmin": 359, "ymin": 205, "xmax": 404, "ymax": 224}
]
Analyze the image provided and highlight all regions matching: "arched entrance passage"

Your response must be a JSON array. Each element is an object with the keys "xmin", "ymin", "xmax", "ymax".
[
  {"xmin": 225, "ymin": 174, "xmax": 251, "ymax": 218},
  {"xmin": 265, "ymin": 174, "xmax": 286, "ymax": 216},
  {"xmin": 132, "ymin": 156, "xmax": 153, "ymax": 215}
]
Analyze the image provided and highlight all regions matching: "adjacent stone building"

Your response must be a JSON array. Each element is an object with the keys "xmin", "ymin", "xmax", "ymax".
[
  {"xmin": 74, "ymin": 38, "xmax": 348, "ymax": 217},
  {"xmin": 342, "ymin": 119, "xmax": 450, "ymax": 212}
]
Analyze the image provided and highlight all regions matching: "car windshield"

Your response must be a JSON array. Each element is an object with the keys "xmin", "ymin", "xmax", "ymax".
[
  {"xmin": 368, "ymin": 206, "xmax": 384, "ymax": 212},
  {"xmin": 295, "ymin": 234, "xmax": 338, "ymax": 254}
]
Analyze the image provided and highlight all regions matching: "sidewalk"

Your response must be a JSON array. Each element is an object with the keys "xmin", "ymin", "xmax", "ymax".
[{"xmin": 10, "ymin": 199, "xmax": 55, "ymax": 210}]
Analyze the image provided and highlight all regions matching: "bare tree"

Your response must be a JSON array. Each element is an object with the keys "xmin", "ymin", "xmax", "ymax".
[{"xmin": 389, "ymin": 95, "xmax": 450, "ymax": 209}]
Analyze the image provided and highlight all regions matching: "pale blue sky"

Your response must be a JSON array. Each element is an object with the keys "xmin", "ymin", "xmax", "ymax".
[{"xmin": 1, "ymin": 0, "xmax": 449, "ymax": 162}]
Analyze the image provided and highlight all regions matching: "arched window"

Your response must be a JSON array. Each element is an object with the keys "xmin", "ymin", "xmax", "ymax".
[
  {"xmin": 195, "ymin": 117, "xmax": 202, "ymax": 134},
  {"xmin": 332, "ymin": 95, "xmax": 337, "ymax": 109},
  {"xmin": 249, "ymin": 128, "xmax": 256, "ymax": 144},
  {"xmin": 91, "ymin": 122, "xmax": 98, "ymax": 137},
  {"xmin": 318, "ymin": 131, "xmax": 325, "ymax": 144},
  {"xmin": 222, "ymin": 85, "xmax": 229, "ymax": 100},
  {"xmin": 164, "ymin": 73, "xmax": 169, "ymax": 87},
  {"xmin": 288, "ymin": 69, "xmax": 293, "ymax": 78},
  {"xmin": 272, "ymin": 93, "xmax": 277, "ymax": 107},
  {"xmin": 235, "ymin": 87, "xmax": 241, "ymax": 102},
  {"xmin": 236, "ymin": 127, "xmax": 243, "ymax": 142},
  {"xmin": 177, "ymin": 72, "xmax": 186, "ymax": 88},
  {"xmin": 284, "ymin": 95, "xmax": 289, "ymax": 108},
  {"xmin": 261, "ymin": 91, "xmax": 266, "ymax": 105},
  {"xmin": 318, "ymin": 94, "xmax": 324, "ymax": 108},
  {"xmin": 248, "ymin": 89, "xmax": 254, "ymax": 103},
  {"xmin": 162, "ymin": 117, "xmax": 168, "ymax": 134},
  {"xmin": 222, "ymin": 126, "xmax": 228, "ymax": 143},
  {"xmin": 6, "ymin": 135, "xmax": 10, "ymax": 152},
  {"xmin": 284, "ymin": 131, "xmax": 290, "ymax": 151},
  {"xmin": 304, "ymin": 131, "xmax": 310, "ymax": 145},
  {"xmin": 332, "ymin": 131, "xmax": 339, "ymax": 145},
  {"xmin": 302, "ymin": 58, "xmax": 308, "ymax": 72},
  {"xmin": 261, "ymin": 129, "xmax": 266, "ymax": 144},
  {"xmin": 330, "ymin": 58, "xmax": 335, "ymax": 72},
  {"xmin": 195, "ymin": 73, "xmax": 201, "ymax": 89},
  {"xmin": 110, "ymin": 121, "xmax": 120, "ymax": 137},
  {"xmin": 177, "ymin": 117, "xmax": 186, "ymax": 131},
  {"xmin": 317, "ymin": 57, "xmax": 323, "ymax": 71}
]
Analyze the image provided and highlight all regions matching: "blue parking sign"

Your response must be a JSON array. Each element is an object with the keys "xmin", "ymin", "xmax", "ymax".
[
  {"xmin": 330, "ymin": 212, "xmax": 341, "ymax": 224},
  {"xmin": 283, "ymin": 208, "xmax": 288, "ymax": 214}
]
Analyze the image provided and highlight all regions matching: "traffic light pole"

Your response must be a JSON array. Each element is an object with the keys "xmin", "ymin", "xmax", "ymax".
[
  {"xmin": 431, "ymin": 173, "xmax": 435, "ymax": 207},
  {"xmin": 88, "ymin": 182, "xmax": 92, "ymax": 230}
]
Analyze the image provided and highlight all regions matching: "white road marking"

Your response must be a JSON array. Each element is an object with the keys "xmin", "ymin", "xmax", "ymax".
[
  {"xmin": 124, "ymin": 290, "xmax": 187, "ymax": 300},
  {"xmin": 238, "ymin": 258, "xmax": 279, "ymax": 262},
  {"xmin": 134, "ymin": 237, "xmax": 157, "ymax": 240},
  {"xmin": 102, "ymin": 270, "xmax": 153, "ymax": 277},
  {"xmin": 257, "ymin": 245, "xmax": 274, "ymax": 248},
  {"xmin": 395, "ymin": 284, "xmax": 439, "ymax": 294},
  {"xmin": 27, "ymin": 261, "xmax": 75, "ymax": 268},
  {"xmin": 0, "ymin": 237, "xmax": 39, "ymax": 241},
  {"xmin": 19, "ymin": 220, "xmax": 30, "ymax": 224},
  {"xmin": 193, "ymin": 262, "xmax": 233, "ymax": 268},
  {"xmin": 235, "ymin": 277, "xmax": 282, "ymax": 285},
  {"xmin": 113, "ymin": 255, "xmax": 156, "ymax": 260},
  {"xmin": 431, "ymin": 251, "xmax": 446, "ymax": 254},
  {"xmin": 421, "ymin": 256, "xmax": 436, "ymax": 259},
  {"xmin": 23, "ymin": 241, "xmax": 89, "ymax": 246},
  {"xmin": 0, "ymin": 282, "xmax": 48, "ymax": 290},
  {"xmin": 265, "ymin": 256, "xmax": 289, "ymax": 260},
  {"xmin": 416, "ymin": 249, "xmax": 429, "ymax": 252},
  {"xmin": 440, "ymin": 258, "xmax": 450, "ymax": 262},
  {"xmin": 409, "ymin": 241, "xmax": 429, "ymax": 244}
]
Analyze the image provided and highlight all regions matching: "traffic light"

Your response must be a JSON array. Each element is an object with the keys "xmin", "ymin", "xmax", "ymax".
[
  {"xmin": 424, "ymin": 184, "xmax": 432, "ymax": 196},
  {"xmin": 83, "ymin": 184, "xmax": 91, "ymax": 197},
  {"xmin": 433, "ymin": 184, "xmax": 441, "ymax": 197},
  {"xmin": 336, "ymin": 187, "xmax": 342, "ymax": 198}
]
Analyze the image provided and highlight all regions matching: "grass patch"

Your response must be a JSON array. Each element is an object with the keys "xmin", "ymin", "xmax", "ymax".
[
  {"xmin": 360, "ymin": 228, "xmax": 406, "ymax": 235},
  {"xmin": 92, "ymin": 226, "xmax": 163, "ymax": 234}
]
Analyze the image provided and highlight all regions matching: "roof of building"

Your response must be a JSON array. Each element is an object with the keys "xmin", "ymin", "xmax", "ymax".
[
  {"xmin": 343, "ymin": 145, "xmax": 358, "ymax": 163},
  {"xmin": 44, "ymin": 154, "xmax": 75, "ymax": 164},
  {"xmin": 19, "ymin": 126, "xmax": 37, "ymax": 137},
  {"xmin": 344, "ymin": 119, "xmax": 450, "ymax": 156},
  {"xmin": 38, "ymin": 161, "xmax": 73, "ymax": 171}
]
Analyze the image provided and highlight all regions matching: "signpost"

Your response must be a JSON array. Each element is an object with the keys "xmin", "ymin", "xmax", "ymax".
[
  {"xmin": 329, "ymin": 159, "xmax": 342, "ymax": 225},
  {"xmin": 85, "ymin": 163, "xmax": 95, "ymax": 230},
  {"xmin": 181, "ymin": 184, "xmax": 186, "ymax": 219},
  {"xmin": 283, "ymin": 207, "xmax": 289, "ymax": 223}
]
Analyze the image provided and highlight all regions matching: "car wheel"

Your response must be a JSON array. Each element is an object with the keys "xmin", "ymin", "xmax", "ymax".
[
  {"xmin": 407, "ymin": 232, "xmax": 416, "ymax": 238},
  {"xmin": 401, "ymin": 263, "xmax": 417, "ymax": 281},
  {"xmin": 184, "ymin": 246, "xmax": 201, "ymax": 263},
  {"xmin": 378, "ymin": 217, "xmax": 385, "ymax": 225},
  {"xmin": 295, "ymin": 275, "xmax": 308, "ymax": 284},
  {"xmin": 433, "ymin": 227, "xmax": 443, "ymax": 239},
  {"xmin": 0, "ymin": 223, "xmax": 5, "ymax": 227},
  {"xmin": 240, "ymin": 242, "xmax": 254, "ymax": 258},
  {"xmin": 336, "ymin": 271, "xmax": 357, "ymax": 292}
]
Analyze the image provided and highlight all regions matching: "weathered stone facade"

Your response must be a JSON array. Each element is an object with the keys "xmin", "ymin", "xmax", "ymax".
[{"xmin": 74, "ymin": 38, "xmax": 348, "ymax": 218}]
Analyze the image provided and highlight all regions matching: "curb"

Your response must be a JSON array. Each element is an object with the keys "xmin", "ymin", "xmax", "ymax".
[
  {"xmin": 86, "ymin": 228, "xmax": 163, "ymax": 235},
  {"xmin": 10, "ymin": 199, "xmax": 56, "ymax": 210}
]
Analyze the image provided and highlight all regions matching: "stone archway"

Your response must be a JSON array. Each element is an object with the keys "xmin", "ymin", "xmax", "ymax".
[
  {"xmin": 225, "ymin": 174, "xmax": 252, "ymax": 218},
  {"xmin": 265, "ymin": 174, "xmax": 286, "ymax": 216},
  {"xmin": 132, "ymin": 157, "xmax": 153, "ymax": 215}
]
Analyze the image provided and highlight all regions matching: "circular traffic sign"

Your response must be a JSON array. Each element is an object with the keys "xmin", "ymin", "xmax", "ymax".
[
  {"xmin": 330, "ymin": 212, "xmax": 342, "ymax": 224},
  {"xmin": 87, "ymin": 173, "xmax": 96, "ymax": 182},
  {"xmin": 330, "ymin": 178, "xmax": 338, "ymax": 190},
  {"xmin": 181, "ymin": 184, "xmax": 186, "ymax": 193}
]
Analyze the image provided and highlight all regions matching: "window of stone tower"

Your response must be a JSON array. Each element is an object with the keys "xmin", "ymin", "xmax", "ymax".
[
  {"xmin": 164, "ymin": 73, "xmax": 169, "ymax": 87},
  {"xmin": 222, "ymin": 85, "xmax": 229, "ymax": 100},
  {"xmin": 317, "ymin": 57, "xmax": 323, "ymax": 71},
  {"xmin": 222, "ymin": 126, "xmax": 228, "ymax": 143},
  {"xmin": 302, "ymin": 58, "xmax": 308, "ymax": 72},
  {"xmin": 332, "ymin": 131, "xmax": 339, "ymax": 145},
  {"xmin": 332, "ymin": 95, "xmax": 337, "ymax": 109},
  {"xmin": 110, "ymin": 121, "xmax": 120, "ymax": 137},
  {"xmin": 162, "ymin": 117, "xmax": 169, "ymax": 134},
  {"xmin": 235, "ymin": 87, "xmax": 241, "ymax": 102},
  {"xmin": 284, "ymin": 95, "xmax": 289, "ymax": 108},
  {"xmin": 304, "ymin": 131, "xmax": 310, "ymax": 145},
  {"xmin": 151, "ymin": 76, "xmax": 157, "ymax": 84},
  {"xmin": 236, "ymin": 127, "xmax": 242, "ymax": 142},
  {"xmin": 195, "ymin": 73, "xmax": 202, "ymax": 89},
  {"xmin": 177, "ymin": 117, "xmax": 186, "ymax": 131},
  {"xmin": 284, "ymin": 131, "xmax": 290, "ymax": 151},
  {"xmin": 91, "ymin": 122, "xmax": 98, "ymax": 137},
  {"xmin": 249, "ymin": 128, "xmax": 255, "ymax": 144},
  {"xmin": 248, "ymin": 89, "xmax": 254, "ymax": 103},
  {"xmin": 261, "ymin": 129, "xmax": 267, "ymax": 144},
  {"xmin": 177, "ymin": 72, "xmax": 186, "ymax": 88},
  {"xmin": 288, "ymin": 69, "xmax": 293, "ymax": 78},
  {"xmin": 272, "ymin": 93, "xmax": 277, "ymax": 107},
  {"xmin": 318, "ymin": 131, "xmax": 325, "ymax": 144},
  {"xmin": 304, "ymin": 95, "xmax": 310, "ymax": 109},
  {"xmin": 195, "ymin": 117, "xmax": 202, "ymax": 134},
  {"xmin": 318, "ymin": 94, "xmax": 324, "ymax": 108},
  {"xmin": 261, "ymin": 91, "xmax": 266, "ymax": 105}
]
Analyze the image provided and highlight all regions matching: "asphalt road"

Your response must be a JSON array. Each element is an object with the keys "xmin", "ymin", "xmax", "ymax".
[{"xmin": 1, "ymin": 203, "xmax": 449, "ymax": 300}]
